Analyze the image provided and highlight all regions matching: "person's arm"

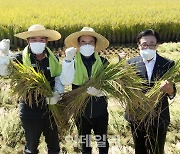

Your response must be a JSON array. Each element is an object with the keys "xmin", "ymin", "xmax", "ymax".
[
  {"xmin": 54, "ymin": 76, "xmax": 64, "ymax": 93},
  {"xmin": 160, "ymin": 60, "xmax": 176, "ymax": 99},
  {"xmin": 46, "ymin": 55, "xmax": 66, "ymax": 105},
  {"xmin": 160, "ymin": 80, "xmax": 176, "ymax": 100},
  {"xmin": 46, "ymin": 79, "xmax": 64, "ymax": 105},
  {"xmin": 0, "ymin": 39, "xmax": 11, "ymax": 76},
  {"xmin": 60, "ymin": 59, "xmax": 75, "ymax": 85},
  {"xmin": 60, "ymin": 47, "xmax": 76, "ymax": 85},
  {"xmin": 168, "ymin": 84, "xmax": 176, "ymax": 100}
]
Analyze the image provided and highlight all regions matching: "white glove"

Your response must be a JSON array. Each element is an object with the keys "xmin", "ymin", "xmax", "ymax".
[
  {"xmin": 0, "ymin": 39, "xmax": 10, "ymax": 56},
  {"xmin": 64, "ymin": 47, "xmax": 76, "ymax": 61},
  {"xmin": 46, "ymin": 92, "xmax": 61, "ymax": 105},
  {"xmin": 0, "ymin": 64, "xmax": 9, "ymax": 76},
  {"xmin": 86, "ymin": 87, "xmax": 104, "ymax": 97},
  {"xmin": 0, "ymin": 55, "xmax": 11, "ymax": 76},
  {"xmin": 0, "ymin": 55, "xmax": 10, "ymax": 65}
]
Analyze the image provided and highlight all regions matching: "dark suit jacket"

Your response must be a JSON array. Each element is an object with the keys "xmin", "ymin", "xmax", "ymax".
[{"xmin": 127, "ymin": 53, "xmax": 176, "ymax": 127}]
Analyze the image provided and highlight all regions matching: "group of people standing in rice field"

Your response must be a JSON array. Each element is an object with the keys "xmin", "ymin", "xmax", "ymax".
[{"xmin": 0, "ymin": 24, "xmax": 176, "ymax": 154}]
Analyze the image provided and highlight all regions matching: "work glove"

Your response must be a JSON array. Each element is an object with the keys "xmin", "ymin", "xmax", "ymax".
[
  {"xmin": 0, "ymin": 39, "xmax": 10, "ymax": 56},
  {"xmin": 0, "ymin": 53, "xmax": 11, "ymax": 76},
  {"xmin": 0, "ymin": 55, "xmax": 10, "ymax": 65},
  {"xmin": 86, "ymin": 87, "xmax": 104, "ymax": 97},
  {"xmin": 46, "ymin": 91, "xmax": 62, "ymax": 105},
  {"xmin": 0, "ymin": 64, "xmax": 9, "ymax": 76},
  {"xmin": 64, "ymin": 47, "xmax": 76, "ymax": 61}
]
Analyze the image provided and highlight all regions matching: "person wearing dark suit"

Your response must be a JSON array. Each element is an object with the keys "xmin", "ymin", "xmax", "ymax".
[{"xmin": 126, "ymin": 29, "xmax": 176, "ymax": 154}]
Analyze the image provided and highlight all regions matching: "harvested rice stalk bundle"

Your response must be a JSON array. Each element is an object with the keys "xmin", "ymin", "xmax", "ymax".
[
  {"xmin": 49, "ymin": 82, "xmax": 90, "ymax": 134},
  {"xmin": 146, "ymin": 59, "xmax": 180, "ymax": 104},
  {"xmin": 96, "ymin": 61, "xmax": 148, "ymax": 121},
  {"xmin": 142, "ymin": 59, "xmax": 180, "ymax": 126},
  {"xmin": 9, "ymin": 61, "xmax": 53, "ymax": 106},
  {"xmin": 55, "ymin": 60, "xmax": 147, "ymax": 130},
  {"xmin": 9, "ymin": 61, "xmax": 67, "ymax": 136},
  {"xmin": 48, "ymin": 103, "xmax": 73, "ymax": 137}
]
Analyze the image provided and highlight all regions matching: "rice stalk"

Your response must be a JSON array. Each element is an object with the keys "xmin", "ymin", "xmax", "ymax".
[
  {"xmin": 8, "ymin": 60, "xmax": 53, "ymax": 106},
  {"xmin": 146, "ymin": 59, "xmax": 180, "ymax": 104},
  {"xmin": 52, "ymin": 60, "xmax": 147, "ymax": 132},
  {"xmin": 141, "ymin": 59, "xmax": 180, "ymax": 127}
]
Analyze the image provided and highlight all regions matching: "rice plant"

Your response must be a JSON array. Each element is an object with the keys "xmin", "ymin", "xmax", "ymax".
[
  {"xmin": 50, "ymin": 60, "xmax": 148, "ymax": 135},
  {"xmin": 146, "ymin": 59, "xmax": 180, "ymax": 101},
  {"xmin": 0, "ymin": 0, "xmax": 179, "ymax": 46},
  {"xmin": 0, "ymin": 108, "xmax": 24, "ymax": 148},
  {"xmin": 8, "ymin": 61, "xmax": 53, "ymax": 106},
  {"xmin": 146, "ymin": 59, "xmax": 180, "ymax": 107}
]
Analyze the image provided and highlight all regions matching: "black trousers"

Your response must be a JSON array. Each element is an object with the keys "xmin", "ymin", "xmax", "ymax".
[
  {"xmin": 21, "ymin": 118, "xmax": 60, "ymax": 154},
  {"xmin": 76, "ymin": 113, "xmax": 109, "ymax": 154},
  {"xmin": 130, "ymin": 123, "xmax": 167, "ymax": 154}
]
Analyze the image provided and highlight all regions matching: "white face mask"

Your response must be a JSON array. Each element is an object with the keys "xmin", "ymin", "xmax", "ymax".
[
  {"xmin": 80, "ymin": 45, "xmax": 95, "ymax": 57},
  {"xmin": 140, "ymin": 49, "xmax": 156, "ymax": 61},
  {"xmin": 30, "ymin": 42, "xmax": 46, "ymax": 55}
]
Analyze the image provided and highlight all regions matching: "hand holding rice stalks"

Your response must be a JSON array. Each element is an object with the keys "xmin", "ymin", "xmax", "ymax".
[
  {"xmin": 146, "ymin": 59, "xmax": 179, "ymax": 104},
  {"xmin": 143, "ymin": 59, "xmax": 180, "ymax": 125}
]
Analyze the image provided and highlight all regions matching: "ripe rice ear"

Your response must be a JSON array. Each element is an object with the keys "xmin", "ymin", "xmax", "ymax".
[
  {"xmin": 51, "ymin": 60, "xmax": 147, "ymax": 133},
  {"xmin": 9, "ymin": 61, "xmax": 53, "ymax": 106}
]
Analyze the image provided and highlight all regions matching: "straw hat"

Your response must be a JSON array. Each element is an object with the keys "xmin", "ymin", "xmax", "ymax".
[
  {"xmin": 65, "ymin": 27, "xmax": 109, "ymax": 51},
  {"xmin": 14, "ymin": 24, "xmax": 61, "ymax": 41}
]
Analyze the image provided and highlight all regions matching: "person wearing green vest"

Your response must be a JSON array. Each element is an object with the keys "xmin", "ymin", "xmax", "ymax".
[
  {"xmin": 60, "ymin": 27, "xmax": 110, "ymax": 154},
  {"xmin": 12, "ymin": 24, "xmax": 62, "ymax": 154}
]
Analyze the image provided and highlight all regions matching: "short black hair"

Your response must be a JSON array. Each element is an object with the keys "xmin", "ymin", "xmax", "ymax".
[{"xmin": 136, "ymin": 29, "xmax": 160, "ymax": 43}]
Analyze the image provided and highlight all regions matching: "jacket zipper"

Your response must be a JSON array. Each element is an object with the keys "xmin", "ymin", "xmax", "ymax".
[{"xmin": 90, "ymin": 97, "xmax": 93, "ymax": 118}]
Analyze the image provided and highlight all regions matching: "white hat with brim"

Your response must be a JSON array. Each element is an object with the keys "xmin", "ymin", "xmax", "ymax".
[
  {"xmin": 14, "ymin": 24, "xmax": 61, "ymax": 41},
  {"xmin": 65, "ymin": 27, "xmax": 109, "ymax": 51}
]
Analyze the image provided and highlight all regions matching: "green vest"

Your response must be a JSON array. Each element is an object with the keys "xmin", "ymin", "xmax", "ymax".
[
  {"xmin": 73, "ymin": 52, "xmax": 103, "ymax": 85},
  {"xmin": 22, "ymin": 46, "xmax": 62, "ymax": 77}
]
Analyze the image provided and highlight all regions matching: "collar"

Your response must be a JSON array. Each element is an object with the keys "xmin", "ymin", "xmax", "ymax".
[{"xmin": 81, "ymin": 53, "xmax": 95, "ymax": 61}]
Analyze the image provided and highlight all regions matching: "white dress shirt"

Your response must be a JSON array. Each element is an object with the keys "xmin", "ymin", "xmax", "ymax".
[{"xmin": 142, "ymin": 54, "xmax": 157, "ymax": 83}]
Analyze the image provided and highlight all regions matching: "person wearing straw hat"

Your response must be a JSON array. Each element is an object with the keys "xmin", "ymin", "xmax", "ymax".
[
  {"xmin": 60, "ymin": 27, "xmax": 110, "ymax": 154},
  {"xmin": 125, "ymin": 29, "xmax": 176, "ymax": 154},
  {"xmin": 11, "ymin": 24, "xmax": 63, "ymax": 154}
]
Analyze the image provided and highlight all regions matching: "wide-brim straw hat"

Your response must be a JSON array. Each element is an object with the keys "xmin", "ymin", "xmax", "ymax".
[
  {"xmin": 65, "ymin": 27, "xmax": 109, "ymax": 51},
  {"xmin": 14, "ymin": 24, "xmax": 61, "ymax": 41}
]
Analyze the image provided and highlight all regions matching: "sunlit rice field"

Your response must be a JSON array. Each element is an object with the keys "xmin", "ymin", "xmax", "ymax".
[{"xmin": 0, "ymin": 0, "xmax": 179, "ymax": 47}]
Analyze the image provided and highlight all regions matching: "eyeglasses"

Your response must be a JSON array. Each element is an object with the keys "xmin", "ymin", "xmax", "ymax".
[
  {"xmin": 139, "ymin": 44, "xmax": 157, "ymax": 49},
  {"xmin": 79, "ymin": 41, "xmax": 95, "ymax": 46}
]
